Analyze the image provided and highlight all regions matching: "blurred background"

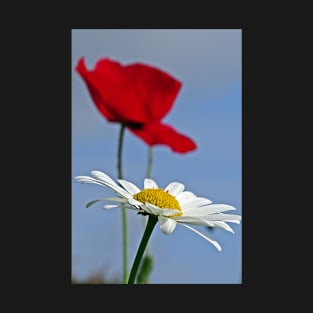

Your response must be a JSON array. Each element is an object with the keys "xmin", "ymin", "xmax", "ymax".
[{"xmin": 72, "ymin": 29, "xmax": 242, "ymax": 284}]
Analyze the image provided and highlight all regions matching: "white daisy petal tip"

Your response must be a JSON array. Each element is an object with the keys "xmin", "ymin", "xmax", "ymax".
[
  {"xmin": 165, "ymin": 182, "xmax": 185, "ymax": 196},
  {"xmin": 91, "ymin": 170, "xmax": 118, "ymax": 186},
  {"xmin": 74, "ymin": 175, "xmax": 94, "ymax": 183},
  {"xmin": 180, "ymin": 223, "xmax": 223, "ymax": 251},
  {"xmin": 103, "ymin": 204, "xmax": 120, "ymax": 209},
  {"xmin": 144, "ymin": 178, "xmax": 159, "ymax": 189}
]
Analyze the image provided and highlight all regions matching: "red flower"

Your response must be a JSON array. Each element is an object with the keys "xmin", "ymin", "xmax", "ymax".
[{"xmin": 76, "ymin": 57, "xmax": 196, "ymax": 153}]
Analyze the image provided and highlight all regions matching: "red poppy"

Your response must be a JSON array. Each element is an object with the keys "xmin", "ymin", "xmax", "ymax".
[{"xmin": 76, "ymin": 57, "xmax": 197, "ymax": 153}]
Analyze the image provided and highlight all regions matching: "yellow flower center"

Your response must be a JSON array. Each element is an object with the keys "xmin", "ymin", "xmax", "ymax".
[{"xmin": 133, "ymin": 188, "xmax": 182, "ymax": 216}]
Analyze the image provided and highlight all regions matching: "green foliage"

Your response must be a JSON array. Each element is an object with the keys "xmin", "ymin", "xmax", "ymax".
[{"xmin": 136, "ymin": 254, "xmax": 154, "ymax": 284}]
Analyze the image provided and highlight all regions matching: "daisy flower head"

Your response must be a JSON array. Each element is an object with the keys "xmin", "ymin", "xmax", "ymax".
[{"xmin": 74, "ymin": 171, "xmax": 241, "ymax": 251}]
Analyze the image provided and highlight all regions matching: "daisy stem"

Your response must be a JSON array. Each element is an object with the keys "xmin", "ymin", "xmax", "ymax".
[
  {"xmin": 128, "ymin": 214, "xmax": 158, "ymax": 284},
  {"xmin": 117, "ymin": 123, "xmax": 128, "ymax": 284},
  {"xmin": 136, "ymin": 146, "xmax": 154, "ymax": 284}
]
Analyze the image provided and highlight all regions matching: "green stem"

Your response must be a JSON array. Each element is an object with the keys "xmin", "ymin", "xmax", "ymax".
[
  {"xmin": 117, "ymin": 124, "xmax": 126, "ymax": 179},
  {"xmin": 117, "ymin": 124, "xmax": 128, "ymax": 284},
  {"xmin": 145, "ymin": 146, "xmax": 153, "ymax": 179},
  {"xmin": 128, "ymin": 215, "xmax": 158, "ymax": 284}
]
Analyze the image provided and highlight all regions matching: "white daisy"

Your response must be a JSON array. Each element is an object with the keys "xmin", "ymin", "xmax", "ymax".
[{"xmin": 74, "ymin": 170, "xmax": 241, "ymax": 251}]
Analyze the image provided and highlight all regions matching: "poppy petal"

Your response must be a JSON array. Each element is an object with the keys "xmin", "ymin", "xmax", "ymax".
[
  {"xmin": 76, "ymin": 57, "xmax": 181, "ymax": 123},
  {"xmin": 76, "ymin": 58, "xmax": 118, "ymax": 122},
  {"xmin": 128, "ymin": 122, "xmax": 197, "ymax": 153}
]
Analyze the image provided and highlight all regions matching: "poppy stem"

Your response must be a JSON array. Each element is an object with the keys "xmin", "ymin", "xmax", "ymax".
[
  {"xmin": 117, "ymin": 124, "xmax": 126, "ymax": 179},
  {"xmin": 128, "ymin": 215, "xmax": 158, "ymax": 284},
  {"xmin": 145, "ymin": 146, "xmax": 153, "ymax": 179},
  {"xmin": 117, "ymin": 123, "xmax": 128, "ymax": 284}
]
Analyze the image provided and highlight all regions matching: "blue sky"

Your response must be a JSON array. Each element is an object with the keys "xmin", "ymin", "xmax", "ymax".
[{"xmin": 72, "ymin": 29, "xmax": 242, "ymax": 284}]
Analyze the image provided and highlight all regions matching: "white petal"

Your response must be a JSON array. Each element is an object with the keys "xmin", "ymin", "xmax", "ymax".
[
  {"xmin": 165, "ymin": 182, "xmax": 185, "ymax": 196},
  {"xmin": 75, "ymin": 177, "xmax": 123, "ymax": 192},
  {"xmin": 76, "ymin": 173, "xmax": 132, "ymax": 199},
  {"xmin": 103, "ymin": 204, "xmax": 120, "ymax": 209},
  {"xmin": 174, "ymin": 215, "xmax": 215, "ymax": 227},
  {"xmin": 158, "ymin": 216, "xmax": 177, "ymax": 234},
  {"xmin": 182, "ymin": 206, "xmax": 214, "ymax": 216},
  {"xmin": 144, "ymin": 178, "xmax": 159, "ymax": 189},
  {"xmin": 227, "ymin": 219, "xmax": 241, "ymax": 224},
  {"xmin": 181, "ymin": 197, "xmax": 213, "ymax": 211},
  {"xmin": 117, "ymin": 179, "xmax": 141, "ymax": 195},
  {"xmin": 74, "ymin": 176, "xmax": 99, "ymax": 184},
  {"xmin": 144, "ymin": 203, "xmax": 181, "ymax": 216},
  {"xmin": 91, "ymin": 171, "xmax": 119, "ymax": 186},
  {"xmin": 142, "ymin": 202, "xmax": 159, "ymax": 215},
  {"xmin": 182, "ymin": 203, "xmax": 236, "ymax": 217},
  {"xmin": 128, "ymin": 198, "xmax": 144, "ymax": 207},
  {"xmin": 103, "ymin": 204, "xmax": 138, "ymax": 211},
  {"xmin": 206, "ymin": 204, "xmax": 237, "ymax": 214},
  {"xmin": 176, "ymin": 191, "xmax": 197, "ymax": 204},
  {"xmin": 179, "ymin": 223, "xmax": 222, "ymax": 251},
  {"xmin": 160, "ymin": 209, "xmax": 182, "ymax": 217},
  {"xmin": 211, "ymin": 221, "xmax": 235, "ymax": 233},
  {"xmin": 206, "ymin": 213, "xmax": 242, "ymax": 222}
]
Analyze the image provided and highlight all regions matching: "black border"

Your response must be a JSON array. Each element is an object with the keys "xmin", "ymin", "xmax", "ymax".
[{"xmin": 18, "ymin": 21, "xmax": 274, "ymax": 303}]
